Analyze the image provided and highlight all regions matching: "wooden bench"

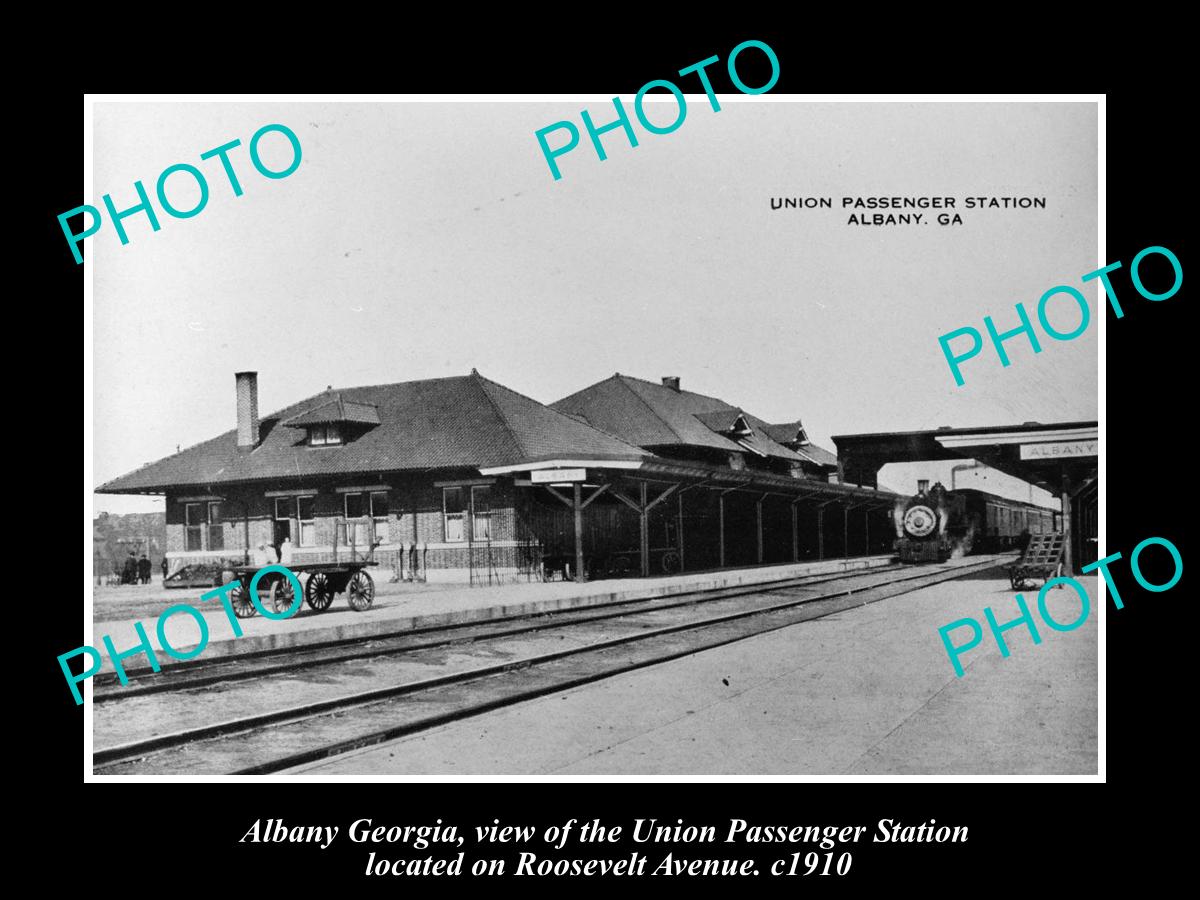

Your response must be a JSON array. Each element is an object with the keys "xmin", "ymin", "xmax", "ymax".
[{"xmin": 1009, "ymin": 533, "xmax": 1065, "ymax": 590}]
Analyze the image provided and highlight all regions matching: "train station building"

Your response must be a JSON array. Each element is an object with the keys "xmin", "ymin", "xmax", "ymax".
[
  {"xmin": 98, "ymin": 371, "xmax": 898, "ymax": 583},
  {"xmin": 832, "ymin": 421, "xmax": 1098, "ymax": 572}
]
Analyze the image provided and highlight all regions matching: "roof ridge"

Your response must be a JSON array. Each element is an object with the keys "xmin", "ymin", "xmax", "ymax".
[
  {"xmin": 476, "ymin": 372, "xmax": 649, "ymax": 456},
  {"xmin": 551, "ymin": 372, "xmax": 621, "ymax": 409},
  {"xmin": 336, "ymin": 373, "xmax": 474, "ymax": 394},
  {"xmin": 615, "ymin": 375, "xmax": 689, "ymax": 444},
  {"xmin": 471, "ymin": 372, "xmax": 530, "ymax": 460},
  {"xmin": 616, "ymin": 372, "xmax": 730, "ymax": 406}
]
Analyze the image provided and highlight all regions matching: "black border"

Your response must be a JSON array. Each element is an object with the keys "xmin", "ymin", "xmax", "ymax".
[{"xmin": 46, "ymin": 28, "xmax": 1184, "ymax": 889}]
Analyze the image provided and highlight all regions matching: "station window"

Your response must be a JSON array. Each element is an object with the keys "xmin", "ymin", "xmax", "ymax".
[
  {"xmin": 370, "ymin": 491, "xmax": 390, "ymax": 543},
  {"xmin": 184, "ymin": 501, "xmax": 222, "ymax": 551},
  {"xmin": 444, "ymin": 487, "xmax": 467, "ymax": 542},
  {"xmin": 184, "ymin": 503, "xmax": 203, "ymax": 551},
  {"xmin": 207, "ymin": 502, "xmax": 224, "ymax": 551},
  {"xmin": 443, "ymin": 485, "xmax": 493, "ymax": 542},
  {"xmin": 273, "ymin": 497, "xmax": 294, "ymax": 548},
  {"xmin": 297, "ymin": 495, "xmax": 316, "ymax": 546},
  {"xmin": 309, "ymin": 423, "xmax": 342, "ymax": 446},
  {"xmin": 471, "ymin": 486, "xmax": 491, "ymax": 541},
  {"xmin": 344, "ymin": 490, "xmax": 389, "ymax": 545},
  {"xmin": 344, "ymin": 491, "xmax": 365, "ymax": 546}
]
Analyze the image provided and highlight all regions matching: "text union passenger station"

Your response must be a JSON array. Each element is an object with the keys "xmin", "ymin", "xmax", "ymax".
[{"xmin": 99, "ymin": 371, "xmax": 897, "ymax": 583}]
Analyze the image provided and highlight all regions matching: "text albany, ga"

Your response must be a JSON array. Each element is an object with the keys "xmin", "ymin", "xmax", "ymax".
[{"xmin": 770, "ymin": 195, "xmax": 1048, "ymax": 226}]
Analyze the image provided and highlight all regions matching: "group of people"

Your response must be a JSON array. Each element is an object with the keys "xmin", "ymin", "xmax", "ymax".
[
  {"xmin": 113, "ymin": 540, "xmax": 292, "ymax": 586},
  {"xmin": 119, "ymin": 551, "xmax": 168, "ymax": 585}
]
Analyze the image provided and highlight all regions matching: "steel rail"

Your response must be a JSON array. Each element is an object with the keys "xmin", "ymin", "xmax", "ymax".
[{"xmin": 93, "ymin": 557, "xmax": 1006, "ymax": 774}]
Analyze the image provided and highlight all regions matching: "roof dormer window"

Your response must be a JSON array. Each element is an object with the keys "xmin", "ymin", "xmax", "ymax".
[
  {"xmin": 283, "ymin": 394, "xmax": 379, "ymax": 447},
  {"xmin": 309, "ymin": 423, "xmax": 342, "ymax": 446}
]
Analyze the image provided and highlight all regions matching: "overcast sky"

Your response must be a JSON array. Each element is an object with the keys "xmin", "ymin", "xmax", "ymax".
[{"xmin": 91, "ymin": 100, "xmax": 1096, "ymax": 515}]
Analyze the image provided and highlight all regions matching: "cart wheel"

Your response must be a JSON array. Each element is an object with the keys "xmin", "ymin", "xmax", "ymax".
[
  {"xmin": 347, "ymin": 570, "xmax": 375, "ymax": 611},
  {"xmin": 660, "ymin": 551, "xmax": 682, "ymax": 575},
  {"xmin": 269, "ymin": 575, "xmax": 298, "ymax": 616},
  {"xmin": 230, "ymin": 582, "xmax": 257, "ymax": 619},
  {"xmin": 305, "ymin": 572, "xmax": 335, "ymax": 612}
]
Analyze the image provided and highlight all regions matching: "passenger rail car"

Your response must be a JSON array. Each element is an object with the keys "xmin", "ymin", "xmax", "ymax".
[{"xmin": 895, "ymin": 483, "xmax": 1058, "ymax": 563}]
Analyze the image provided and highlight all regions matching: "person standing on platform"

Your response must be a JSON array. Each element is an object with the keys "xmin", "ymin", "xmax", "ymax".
[
  {"xmin": 161, "ymin": 557, "xmax": 169, "ymax": 581},
  {"xmin": 138, "ymin": 553, "xmax": 152, "ymax": 585},
  {"xmin": 122, "ymin": 551, "xmax": 138, "ymax": 585}
]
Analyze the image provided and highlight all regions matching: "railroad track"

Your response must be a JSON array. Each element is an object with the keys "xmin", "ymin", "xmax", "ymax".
[
  {"xmin": 94, "ymin": 562, "xmax": 921, "ymax": 700},
  {"xmin": 93, "ymin": 556, "xmax": 1007, "ymax": 776}
]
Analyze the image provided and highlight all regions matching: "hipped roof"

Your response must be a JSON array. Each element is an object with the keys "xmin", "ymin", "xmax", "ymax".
[
  {"xmin": 552, "ymin": 374, "xmax": 837, "ymax": 466},
  {"xmin": 99, "ymin": 373, "xmax": 649, "ymax": 493}
]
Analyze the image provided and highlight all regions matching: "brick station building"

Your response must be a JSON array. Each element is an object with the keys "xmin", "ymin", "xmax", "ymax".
[{"xmin": 98, "ymin": 371, "xmax": 897, "ymax": 583}]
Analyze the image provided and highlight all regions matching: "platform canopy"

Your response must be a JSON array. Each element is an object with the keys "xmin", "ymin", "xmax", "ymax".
[{"xmin": 831, "ymin": 421, "xmax": 1097, "ymax": 495}]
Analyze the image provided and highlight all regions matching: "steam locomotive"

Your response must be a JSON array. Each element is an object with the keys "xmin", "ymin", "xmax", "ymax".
[{"xmin": 894, "ymin": 481, "xmax": 1059, "ymax": 563}]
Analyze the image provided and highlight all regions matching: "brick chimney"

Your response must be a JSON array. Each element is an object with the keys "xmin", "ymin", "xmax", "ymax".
[
  {"xmin": 661, "ymin": 376, "xmax": 681, "ymax": 392},
  {"xmin": 235, "ymin": 371, "xmax": 260, "ymax": 450}
]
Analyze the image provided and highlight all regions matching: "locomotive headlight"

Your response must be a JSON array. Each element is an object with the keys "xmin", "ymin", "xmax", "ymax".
[{"xmin": 903, "ymin": 505, "xmax": 938, "ymax": 538}]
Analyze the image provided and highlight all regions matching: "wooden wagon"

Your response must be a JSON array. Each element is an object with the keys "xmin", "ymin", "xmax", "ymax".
[
  {"xmin": 226, "ymin": 562, "xmax": 376, "ymax": 618},
  {"xmin": 1009, "ymin": 533, "xmax": 1066, "ymax": 591}
]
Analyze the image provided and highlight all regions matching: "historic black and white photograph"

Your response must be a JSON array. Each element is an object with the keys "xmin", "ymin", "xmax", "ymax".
[{"xmin": 86, "ymin": 97, "xmax": 1098, "ymax": 777}]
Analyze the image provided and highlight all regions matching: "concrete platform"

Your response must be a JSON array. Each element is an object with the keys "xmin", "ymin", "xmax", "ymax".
[
  {"xmin": 90, "ymin": 555, "xmax": 898, "ymax": 670},
  {"xmin": 291, "ymin": 571, "xmax": 1098, "ymax": 776}
]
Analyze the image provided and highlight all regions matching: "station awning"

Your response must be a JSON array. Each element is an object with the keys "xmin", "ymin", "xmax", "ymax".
[
  {"xmin": 831, "ymin": 421, "xmax": 1097, "ymax": 495},
  {"xmin": 481, "ymin": 458, "xmax": 900, "ymax": 509}
]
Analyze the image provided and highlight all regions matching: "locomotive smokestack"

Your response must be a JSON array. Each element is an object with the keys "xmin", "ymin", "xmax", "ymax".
[{"xmin": 236, "ymin": 371, "xmax": 260, "ymax": 450}]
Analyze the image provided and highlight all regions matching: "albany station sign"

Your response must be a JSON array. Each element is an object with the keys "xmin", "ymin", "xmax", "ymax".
[{"xmin": 1019, "ymin": 440, "xmax": 1098, "ymax": 460}]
